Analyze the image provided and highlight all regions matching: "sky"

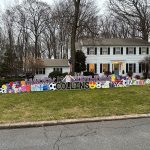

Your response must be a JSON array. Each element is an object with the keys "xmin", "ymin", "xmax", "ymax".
[{"xmin": 0, "ymin": 0, "xmax": 108, "ymax": 14}]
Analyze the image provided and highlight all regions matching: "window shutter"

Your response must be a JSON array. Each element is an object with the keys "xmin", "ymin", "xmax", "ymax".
[
  {"xmin": 60, "ymin": 68, "xmax": 62, "ymax": 73},
  {"xmin": 108, "ymin": 47, "xmax": 110, "ymax": 55},
  {"xmin": 134, "ymin": 47, "xmax": 136, "ymax": 54},
  {"xmin": 36, "ymin": 69, "xmax": 38, "ymax": 75},
  {"xmin": 100, "ymin": 64, "xmax": 102, "ymax": 73},
  {"xmin": 43, "ymin": 68, "xmax": 45, "ymax": 74},
  {"xmin": 139, "ymin": 47, "xmax": 141, "ymax": 54},
  {"xmin": 126, "ymin": 63, "xmax": 128, "ymax": 73},
  {"xmin": 108, "ymin": 64, "xmax": 110, "ymax": 72},
  {"xmin": 134, "ymin": 64, "xmax": 136, "ymax": 73},
  {"xmin": 113, "ymin": 48, "xmax": 115, "ymax": 55},
  {"xmin": 87, "ymin": 48, "xmax": 89, "ymax": 55},
  {"xmin": 146, "ymin": 64, "xmax": 148, "ymax": 72},
  {"xmin": 94, "ymin": 64, "xmax": 97, "ymax": 74},
  {"xmin": 87, "ymin": 64, "xmax": 89, "ymax": 72},
  {"xmin": 139, "ymin": 63, "xmax": 142, "ymax": 73},
  {"xmin": 126, "ymin": 47, "xmax": 128, "ymax": 54},
  {"xmin": 147, "ymin": 47, "xmax": 149, "ymax": 54},
  {"xmin": 145, "ymin": 64, "xmax": 149, "ymax": 72},
  {"xmin": 100, "ymin": 48, "xmax": 102, "ymax": 55},
  {"xmin": 95, "ymin": 47, "xmax": 97, "ymax": 55},
  {"xmin": 121, "ymin": 47, "xmax": 123, "ymax": 55}
]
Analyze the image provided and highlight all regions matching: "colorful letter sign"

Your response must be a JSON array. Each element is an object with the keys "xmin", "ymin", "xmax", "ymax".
[{"xmin": 0, "ymin": 76, "xmax": 150, "ymax": 94}]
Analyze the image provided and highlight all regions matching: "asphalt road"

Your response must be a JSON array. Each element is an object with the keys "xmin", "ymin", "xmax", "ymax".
[{"xmin": 0, "ymin": 118, "xmax": 150, "ymax": 150}]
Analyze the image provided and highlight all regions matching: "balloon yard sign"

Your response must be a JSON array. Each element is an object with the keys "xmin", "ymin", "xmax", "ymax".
[{"xmin": 0, "ymin": 76, "xmax": 150, "ymax": 94}]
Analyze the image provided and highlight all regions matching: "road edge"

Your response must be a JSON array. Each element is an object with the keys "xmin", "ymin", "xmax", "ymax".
[{"xmin": 0, "ymin": 114, "xmax": 150, "ymax": 129}]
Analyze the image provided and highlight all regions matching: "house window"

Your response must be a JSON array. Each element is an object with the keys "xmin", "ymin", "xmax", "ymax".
[
  {"xmin": 87, "ymin": 47, "xmax": 97, "ymax": 55},
  {"xmin": 116, "ymin": 47, "xmax": 121, "ymax": 54},
  {"xmin": 100, "ymin": 47, "xmax": 110, "ymax": 55},
  {"xmin": 100, "ymin": 64, "xmax": 110, "ymax": 73},
  {"xmin": 113, "ymin": 47, "xmax": 123, "ymax": 55},
  {"xmin": 128, "ymin": 47, "xmax": 134, "ymax": 54},
  {"xmin": 102, "ymin": 64, "xmax": 109, "ymax": 72},
  {"xmin": 89, "ymin": 64, "xmax": 94, "ymax": 72},
  {"xmin": 36, "ymin": 68, "xmax": 45, "ymax": 75},
  {"xmin": 139, "ymin": 63, "xmax": 148, "ymax": 73},
  {"xmin": 89, "ymin": 49, "xmax": 95, "ymax": 55},
  {"xmin": 53, "ymin": 68, "xmax": 62, "ymax": 73},
  {"xmin": 102, "ymin": 48, "xmax": 108, "ymax": 55},
  {"xmin": 126, "ymin": 63, "xmax": 136, "ymax": 73},
  {"xmin": 141, "ymin": 47, "xmax": 147, "ymax": 54},
  {"xmin": 129, "ymin": 64, "xmax": 134, "ymax": 71},
  {"xmin": 87, "ymin": 64, "xmax": 97, "ymax": 73}
]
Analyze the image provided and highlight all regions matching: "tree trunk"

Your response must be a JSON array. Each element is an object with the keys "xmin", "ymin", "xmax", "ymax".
[
  {"xmin": 35, "ymin": 37, "xmax": 38, "ymax": 59},
  {"xmin": 71, "ymin": 30, "xmax": 76, "ymax": 75},
  {"xmin": 71, "ymin": 0, "xmax": 80, "ymax": 75},
  {"xmin": 142, "ymin": 30, "xmax": 149, "ymax": 42}
]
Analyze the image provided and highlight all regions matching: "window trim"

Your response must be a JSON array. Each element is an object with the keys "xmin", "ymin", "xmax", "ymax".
[
  {"xmin": 139, "ymin": 63, "xmax": 148, "ymax": 73},
  {"xmin": 126, "ymin": 63, "xmax": 136, "ymax": 73},
  {"xmin": 88, "ymin": 63, "xmax": 97, "ymax": 73},
  {"xmin": 53, "ymin": 67, "xmax": 63, "ymax": 73},
  {"xmin": 100, "ymin": 47, "xmax": 110, "ymax": 55},
  {"xmin": 113, "ymin": 47, "xmax": 123, "ymax": 55},
  {"xmin": 87, "ymin": 47, "xmax": 97, "ymax": 55},
  {"xmin": 102, "ymin": 64, "xmax": 110, "ymax": 72},
  {"xmin": 141, "ymin": 47, "xmax": 147, "ymax": 55},
  {"xmin": 127, "ymin": 47, "xmax": 135, "ymax": 55},
  {"xmin": 36, "ymin": 68, "xmax": 45, "ymax": 75},
  {"xmin": 140, "ymin": 47, "xmax": 149, "ymax": 55}
]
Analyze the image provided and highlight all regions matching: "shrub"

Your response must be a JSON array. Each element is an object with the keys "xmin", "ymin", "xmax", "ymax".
[
  {"xmin": 26, "ymin": 72, "xmax": 34, "ymax": 79},
  {"xmin": 62, "ymin": 72, "xmax": 68, "ymax": 77},
  {"xmin": 104, "ymin": 71, "xmax": 111, "ymax": 77},
  {"xmin": 83, "ymin": 71, "xmax": 94, "ymax": 76},
  {"xmin": 127, "ymin": 71, "xmax": 133, "ymax": 77},
  {"xmin": 135, "ymin": 75, "xmax": 141, "ymax": 79},
  {"xmin": 143, "ymin": 72, "xmax": 148, "ymax": 79},
  {"xmin": 48, "ymin": 71, "xmax": 63, "ymax": 79}
]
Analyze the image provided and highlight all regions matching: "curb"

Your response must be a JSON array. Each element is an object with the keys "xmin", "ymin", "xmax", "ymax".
[{"xmin": 0, "ymin": 114, "xmax": 150, "ymax": 130}]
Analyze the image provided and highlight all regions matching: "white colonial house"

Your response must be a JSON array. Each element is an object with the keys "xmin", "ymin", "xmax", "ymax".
[
  {"xmin": 69, "ymin": 38, "xmax": 150, "ymax": 76},
  {"xmin": 35, "ymin": 38, "xmax": 150, "ymax": 79},
  {"xmin": 34, "ymin": 59, "xmax": 70, "ymax": 79}
]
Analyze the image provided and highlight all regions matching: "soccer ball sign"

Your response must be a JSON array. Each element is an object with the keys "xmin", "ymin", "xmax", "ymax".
[
  {"xmin": 49, "ymin": 83, "xmax": 56, "ymax": 90},
  {"xmin": 96, "ymin": 82, "xmax": 102, "ymax": 88}
]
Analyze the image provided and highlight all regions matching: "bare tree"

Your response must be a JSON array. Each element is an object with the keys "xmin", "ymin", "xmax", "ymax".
[
  {"xmin": 99, "ymin": 16, "xmax": 136, "ymax": 38},
  {"xmin": 0, "ymin": 0, "xmax": 100, "ymax": 76},
  {"xmin": 109, "ymin": 0, "xmax": 150, "ymax": 41},
  {"xmin": 43, "ymin": 7, "xmax": 58, "ymax": 59},
  {"xmin": 2, "ymin": 9, "xmax": 17, "ymax": 76},
  {"xmin": 20, "ymin": 0, "xmax": 49, "ymax": 59},
  {"xmin": 54, "ymin": 0, "xmax": 99, "ymax": 74},
  {"xmin": 14, "ymin": 5, "xmax": 31, "ymax": 73}
]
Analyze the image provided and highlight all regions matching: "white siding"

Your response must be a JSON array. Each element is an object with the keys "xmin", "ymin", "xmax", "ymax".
[
  {"xmin": 36, "ymin": 44, "xmax": 149, "ymax": 79},
  {"xmin": 83, "ymin": 46, "xmax": 150, "ymax": 76},
  {"xmin": 35, "ymin": 66, "xmax": 70, "ymax": 79}
]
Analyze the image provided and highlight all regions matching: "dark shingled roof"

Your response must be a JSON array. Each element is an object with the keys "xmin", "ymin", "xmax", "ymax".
[
  {"xmin": 81, "ymin": 38, "xmax": 150, "ymax": 46},
  {"xmin": 43, "ymin": 59, "xmax": 69, "ymax": 67}
]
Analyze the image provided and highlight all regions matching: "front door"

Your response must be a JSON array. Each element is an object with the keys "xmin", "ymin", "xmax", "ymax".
[{"xmin": 114, "ymin": 64, "xmax": 119, "ymax": 76}]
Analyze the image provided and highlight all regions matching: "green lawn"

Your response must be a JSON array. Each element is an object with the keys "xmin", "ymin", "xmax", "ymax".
[{"xmin": 0, "ymin": 85, "xmax": 150, "ymax": 124}]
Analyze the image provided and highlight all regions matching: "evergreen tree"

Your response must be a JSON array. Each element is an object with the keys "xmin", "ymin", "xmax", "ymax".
[{"xmin": 75, "ymin": 50, "xmax": 86, "ymax": 73}]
